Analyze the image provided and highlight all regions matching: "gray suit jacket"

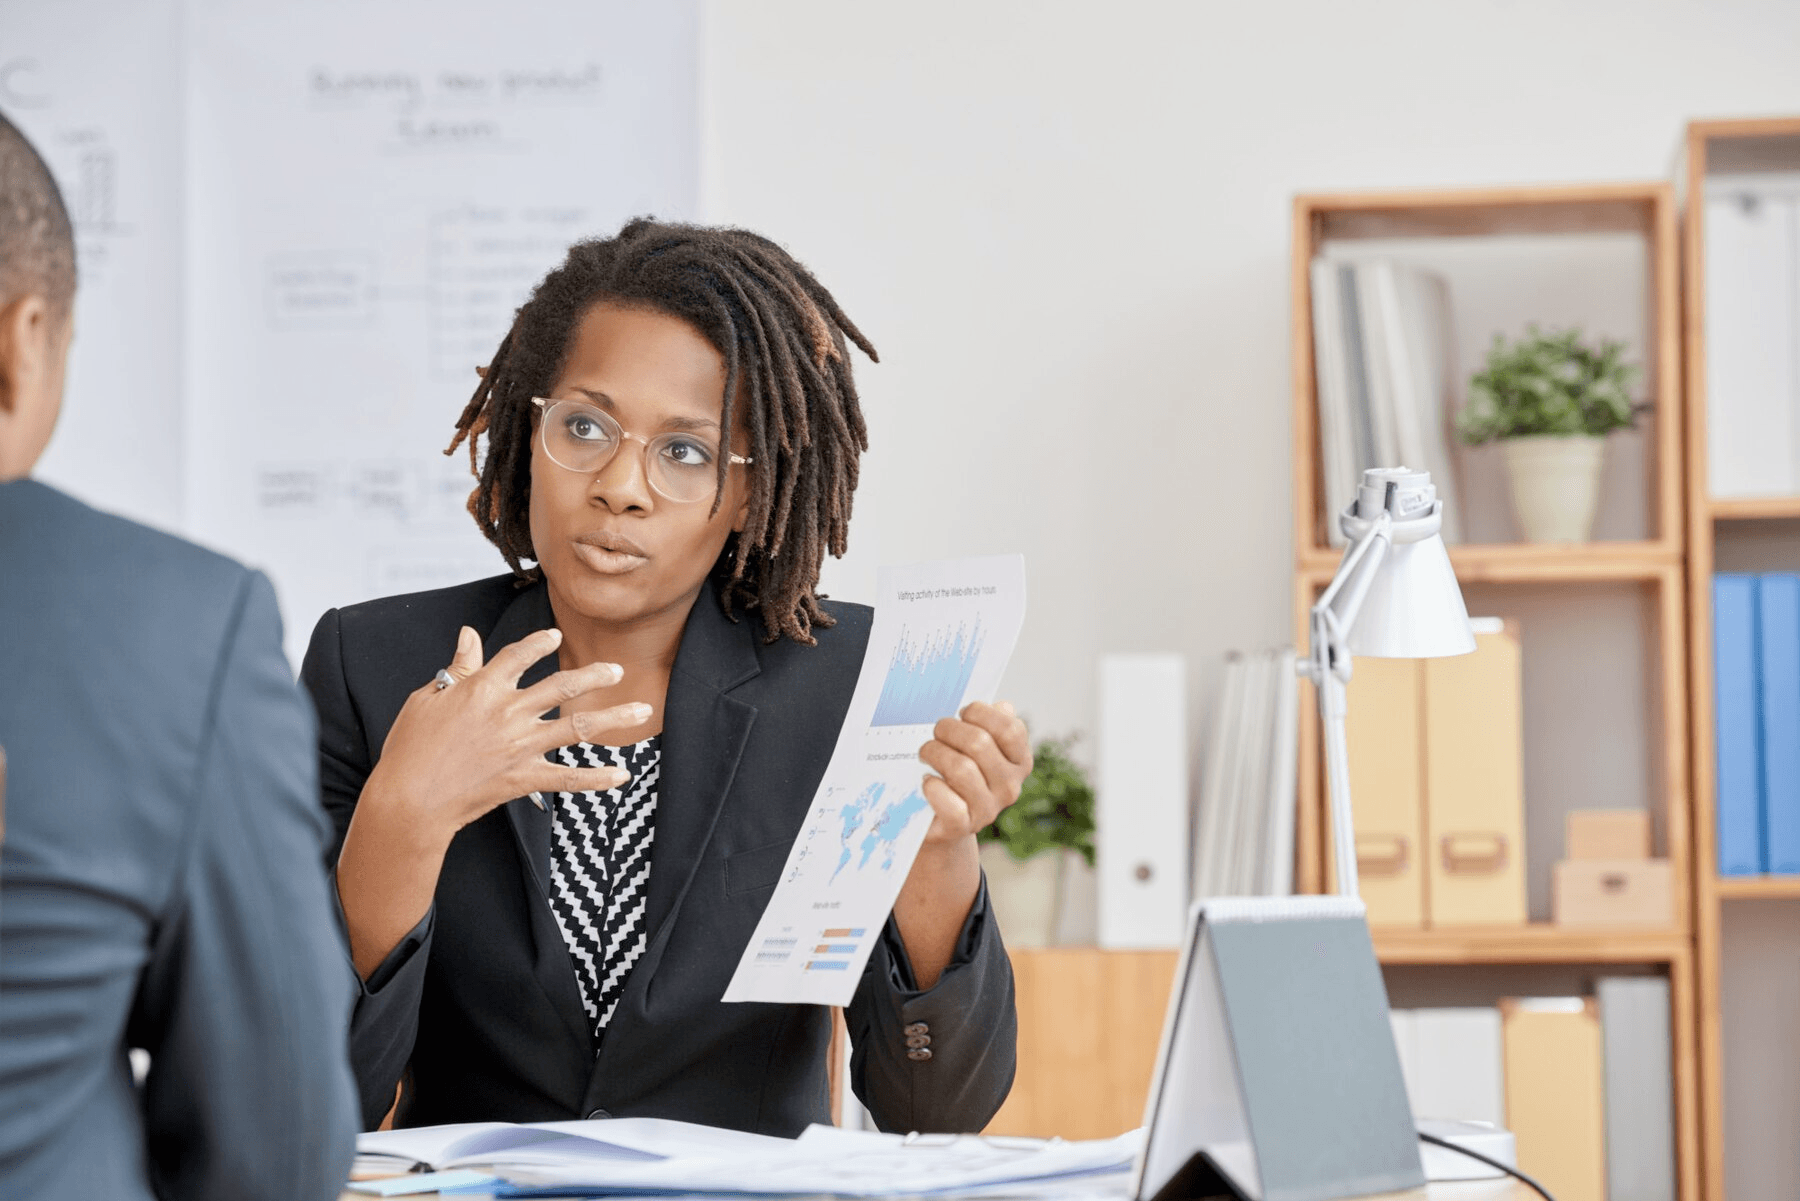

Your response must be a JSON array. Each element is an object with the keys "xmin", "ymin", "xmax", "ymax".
[{"xmin": 0, "ymin": 480, "xmax": 358, "ymax": 1201}]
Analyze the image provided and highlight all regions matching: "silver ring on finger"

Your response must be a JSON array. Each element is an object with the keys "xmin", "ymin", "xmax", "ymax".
[{"xmin": 433, "ymin": 668, "xmax": 456, "ymax": 691}]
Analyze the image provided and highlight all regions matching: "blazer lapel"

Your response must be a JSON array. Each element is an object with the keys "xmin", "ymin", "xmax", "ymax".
[
  {"xmin": 482, "ymin": 581, "xmax": 592, "ymax": 1053},
  {"xmin": 615, "ymin": 584, "xmax": 761, "ymax": 1009},
  {"xmin": 485, "ymin": 581, "xmax": 561, "ymax": 894}
]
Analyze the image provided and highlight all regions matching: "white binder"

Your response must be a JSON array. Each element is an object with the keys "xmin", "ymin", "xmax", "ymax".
[
  {"xmin": 1392, "ymin": 1007, "xmax": 1505, "ymax": 1127},
  {"xmin": 1704, "ymin": 185, "xmax": 1800, "ymax": 497},
  {"xmin": 1097, "ymin": 654, "xmax": 1189, "ymax": 948}
]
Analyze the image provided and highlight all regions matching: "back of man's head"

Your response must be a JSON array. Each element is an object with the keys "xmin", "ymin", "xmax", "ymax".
[
  {"xmin": 0, "ymin": 112, "xmax": 74, "ymax": 316},
  {"xmin": 0, "ymin": 110, "xmax": 77, "ymax": 478}
]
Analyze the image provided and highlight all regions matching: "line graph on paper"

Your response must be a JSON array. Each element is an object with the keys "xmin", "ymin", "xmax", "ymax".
[{"xmin": 870, "ymin": 619, "xmax": 984, "ymax": 727}]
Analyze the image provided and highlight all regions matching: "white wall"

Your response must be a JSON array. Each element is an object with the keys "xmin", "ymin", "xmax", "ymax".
[{"xmin": 699, "ymin": 0, "xmax": 1800, "ymax": 752}]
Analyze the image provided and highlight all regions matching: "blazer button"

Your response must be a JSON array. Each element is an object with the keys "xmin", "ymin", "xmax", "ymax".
[
  {"xmin": 907, "ymin": 1047, "xmax": 933, "ymax": 1062},
  {"xmin": 905, "ymin": 1033, "xmax": 931, "ymax": 1049},
  {"xmin": 904, "ymin": 1022, "xmax": 929, "ymax": 1036},
  {"xmin": 587, "ymin": 1108, "xmax": 611, "ymax": 1120}
]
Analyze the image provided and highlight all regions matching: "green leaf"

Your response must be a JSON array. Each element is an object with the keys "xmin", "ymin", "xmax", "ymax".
[
  {"xmin": 974, "ymin": 733, "xmax": 1097, "ymax": 866},
  {"xmin": 1455, "ymin": 325, "xmax": 1643, "ymax": 446}
]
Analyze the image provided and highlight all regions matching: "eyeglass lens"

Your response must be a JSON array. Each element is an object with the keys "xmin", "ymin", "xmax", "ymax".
[{"xmin": 539, "ymin": 400, "xmax": 727, "ymax": 503}]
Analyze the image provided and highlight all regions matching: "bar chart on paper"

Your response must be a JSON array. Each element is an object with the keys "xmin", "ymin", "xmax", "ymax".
[
  {"xmin": 872, "ymin": 623, "xmax": 986, "ymax": 727},
  {"xmin": 724, "ymin": 555, "xmax": 1027, "ymax": 1005}
]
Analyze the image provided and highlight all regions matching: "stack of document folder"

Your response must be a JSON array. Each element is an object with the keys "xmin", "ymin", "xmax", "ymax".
[
  {"xmin": 351, "ymin": 1118, "xmax": 1143, "ymax": 1197},
  {"xmin": 1191, "ymin": 648, "xmax": 1298, "ymax": 899}
]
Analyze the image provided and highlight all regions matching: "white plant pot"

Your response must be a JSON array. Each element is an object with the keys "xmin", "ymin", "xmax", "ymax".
[
  {"xmin": 978, "ymin": 842, "xmax": 1063, "ymax": 948},
  {"xmin": 1053, "ymin": 849, "xmax": 1098, "ymax": 946},
  {"xmin": 1500, "ymin": 434, "xmax": 1606, "ymax": 544}
]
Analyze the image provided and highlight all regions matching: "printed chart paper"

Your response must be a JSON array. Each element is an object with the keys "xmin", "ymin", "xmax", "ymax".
[{"xmin": 723, "ymin": 555, "xmax": 1026, "ymax": 1006}]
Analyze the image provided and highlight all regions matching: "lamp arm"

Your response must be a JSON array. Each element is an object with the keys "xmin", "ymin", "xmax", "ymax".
[
  {"xmin": 1303, "ymin": 509, "xmax": 1395, "ymax": 900},
  {"xmin": 1313, "ymin": 509, "xmax": 1394, "ymax": 662}
]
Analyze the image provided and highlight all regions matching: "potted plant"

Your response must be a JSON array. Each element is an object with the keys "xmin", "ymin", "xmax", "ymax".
[
  {"xmin": 977, "ymin": 734, "xmax": 1096, "ymax": 947},
  {"xmin": 1456, "ymin": 326, "xmax": 1643, "ymax": 543}
]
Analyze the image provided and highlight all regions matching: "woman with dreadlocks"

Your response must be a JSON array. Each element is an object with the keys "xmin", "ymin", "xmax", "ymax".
[{"xmin": 300, "ymin": 220, "xmax": 1026, "ymax": 1137}]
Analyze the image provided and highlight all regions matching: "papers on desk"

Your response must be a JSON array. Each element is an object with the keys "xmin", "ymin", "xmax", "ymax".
[
  {"xmin": 723, "ymin": 554, "xmax": 1028, "ymax": 1007},
  {"xmin": 353, "ymin": 1117, "xmax": 1140, "ymax": 1197}
]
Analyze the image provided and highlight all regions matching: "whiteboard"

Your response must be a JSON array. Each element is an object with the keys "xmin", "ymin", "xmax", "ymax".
[
  {"xmin": 184, "ymin": 0, "xmax": 699, "ymax": 667},
  {"xmin": 1, "ymin": 0, "xmax": 185, "ymax": 532},
  {"xmin": 1, "ymin": 0, "xmax": 698, "ymax": 668}
]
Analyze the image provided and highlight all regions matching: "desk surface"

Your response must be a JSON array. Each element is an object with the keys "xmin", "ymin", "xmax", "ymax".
[{"xmin": 337, "ymin": 1181, "xmax": 1539, "ymax": 1200}]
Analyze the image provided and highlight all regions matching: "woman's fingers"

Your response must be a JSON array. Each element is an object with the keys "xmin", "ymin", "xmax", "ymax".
[
  {"xmin": 920, "ymin": 772, "xmax": 974, "ymax": 837},
  {"xmin": 929, "ymin": 702, "xmax": 1032, "ymax": 804},
  {"xmin": 930, "ymin": 713, "xmax": 1008, "ymax": 798},
  {"xmin": 485, "ymin": 627, "xmax": 565, "ymax": 688},
  {"xmin": 919, "ymin": 739, "xmax": 995, "ymax": 825},
  {"xmin": 531, "ymin": 762, "xmax": 632, "ymax": 796},
  {"xmin": 447, "ymin": 625, "xmax": 484, "ymax": 680},
  {"xmin": 516, "ymin": 659, "xmax": 625, "ymax": 717},
  {"xmin": 534, "ymin": 703, "xmax": 653, "ymax": 752},
  {"xmin": 961, "ymin": 701, "xmax": 1032, "ymax": 767},
  {"xmin": 408, "ymin": 626, "xmax": 484, "ymax": 700}
]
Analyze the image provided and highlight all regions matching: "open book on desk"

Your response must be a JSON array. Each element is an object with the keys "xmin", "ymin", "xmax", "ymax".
[
  {"xmin": 357, "ymin": 1115, "xmax": 787, "ymax": 1171},
  {"xmin": 354, "ymin": 1117, "xmax": 1142, "ymax": 1197}
]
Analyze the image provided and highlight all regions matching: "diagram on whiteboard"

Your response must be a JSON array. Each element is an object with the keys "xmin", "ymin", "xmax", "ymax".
[
  {"xmin": 177, "ymin": 0, "xmax": 699, "ymax": 668},
  {"xmin": 2, "ymin": 0, "xmax": 188, "ymax": 530},
  {"xmin": 723, "ymin": 554, "xmax": 1026, "ymax": 1007}
]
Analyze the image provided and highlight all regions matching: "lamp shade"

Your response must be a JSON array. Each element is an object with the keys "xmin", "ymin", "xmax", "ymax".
[
  {"xmin": 1338, "ymin": 467, "xmax": 1477, "ymax": 660},
  {"xmin": 1344, "ymin": 534, "xmax": 1476, "ymax": 658}
]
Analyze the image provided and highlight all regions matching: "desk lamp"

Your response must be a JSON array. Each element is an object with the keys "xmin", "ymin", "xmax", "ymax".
[
  {"xmin": 1302, "ymin": 466, "xmax": 1476, "ymax": 898},
  {"xmin": 1136, "ymin": 468, "xmax": 1504, "ymax": 1201}
]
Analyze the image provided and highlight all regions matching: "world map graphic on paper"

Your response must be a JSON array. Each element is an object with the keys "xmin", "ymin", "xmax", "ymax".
[{"xmin": 831, "ymin": 782, "xmax": 931, "ymax": 882}]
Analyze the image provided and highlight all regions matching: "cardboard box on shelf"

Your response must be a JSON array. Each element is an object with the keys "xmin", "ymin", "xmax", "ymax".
[
  {"xmin": 1552, "ymin": 859, "xmax": 1674, "ymax": 926},
  {"xmin": 1566, "ymin": 810, "xmax": 1652, "ymax": 861}
]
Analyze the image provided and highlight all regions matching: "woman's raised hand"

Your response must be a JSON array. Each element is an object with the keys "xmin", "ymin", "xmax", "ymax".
[
  {"xmin": 917, "ymin": 700, "xmax": 1033, "ymax": 845},
  {"xmin": 362, "ymin": 625, "xmax": 649, "ymax": 839}
]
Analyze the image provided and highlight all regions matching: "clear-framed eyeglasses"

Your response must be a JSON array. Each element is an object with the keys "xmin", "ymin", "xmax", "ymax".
[{"xmin": 531, "ymin": 397, "xmax": 753, "ymax": 505}]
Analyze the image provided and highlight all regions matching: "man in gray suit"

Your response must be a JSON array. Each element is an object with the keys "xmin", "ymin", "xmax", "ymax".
[{"xmin": 0, "ymin": 113, "xmax": 358, "ymax": 1198}]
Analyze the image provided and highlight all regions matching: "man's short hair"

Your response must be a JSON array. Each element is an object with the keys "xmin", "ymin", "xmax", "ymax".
[{"xmin": 0, "ymin": 110, "xmax": 76, "ymax": 316}]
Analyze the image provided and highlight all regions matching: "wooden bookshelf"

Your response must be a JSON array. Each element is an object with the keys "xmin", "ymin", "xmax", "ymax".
[
  {"xmin": 1709, "ymin": 495, "xmax": 1800, "ymax": 521},
  {"xmin": 1292, "ymin": 181, "xmax": 1697, "ymax": 1201},
  {"xmin": 1681, "ymin": 114, "xmax": 1800, "ymax": 1201},
  {"xmin": 1298, "ymin": 541, "xmax": 1680, "ymax": 585},
  {"xmin": 1292, "ymin": 182, "xmax": 1683, "ymax": 563},
  {"xmin": 1371, "ymin": 924, "xmax": 1687, "ymax": 965},
  {"xmin": 1714, "ymin": 875, "xmax": 1800, "ymax": 901}
]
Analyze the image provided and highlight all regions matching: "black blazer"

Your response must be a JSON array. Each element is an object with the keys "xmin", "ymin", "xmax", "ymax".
[{"xmin": 301, "ymin": 574, "xmax": 1016, "ymax": 1137}]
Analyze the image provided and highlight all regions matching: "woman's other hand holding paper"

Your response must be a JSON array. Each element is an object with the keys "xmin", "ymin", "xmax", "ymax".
[{"xmin": 894, "ymin": 701, "xmax": 1033, "ymax": 990}]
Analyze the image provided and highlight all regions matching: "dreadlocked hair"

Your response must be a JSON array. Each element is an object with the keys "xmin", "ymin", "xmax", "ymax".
[{"xmin": 445, "ymin": 218, "xmax": 876, "ymax": 645}]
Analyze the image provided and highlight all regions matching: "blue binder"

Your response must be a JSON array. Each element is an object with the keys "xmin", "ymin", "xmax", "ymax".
[
  {"xmin": 1714, "ymin": 575, "xmax": 1764, "ymax": 875},
  {"xmin": 1760, "ymin": 574, "xmax": 1800, "ymax": 875}
]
